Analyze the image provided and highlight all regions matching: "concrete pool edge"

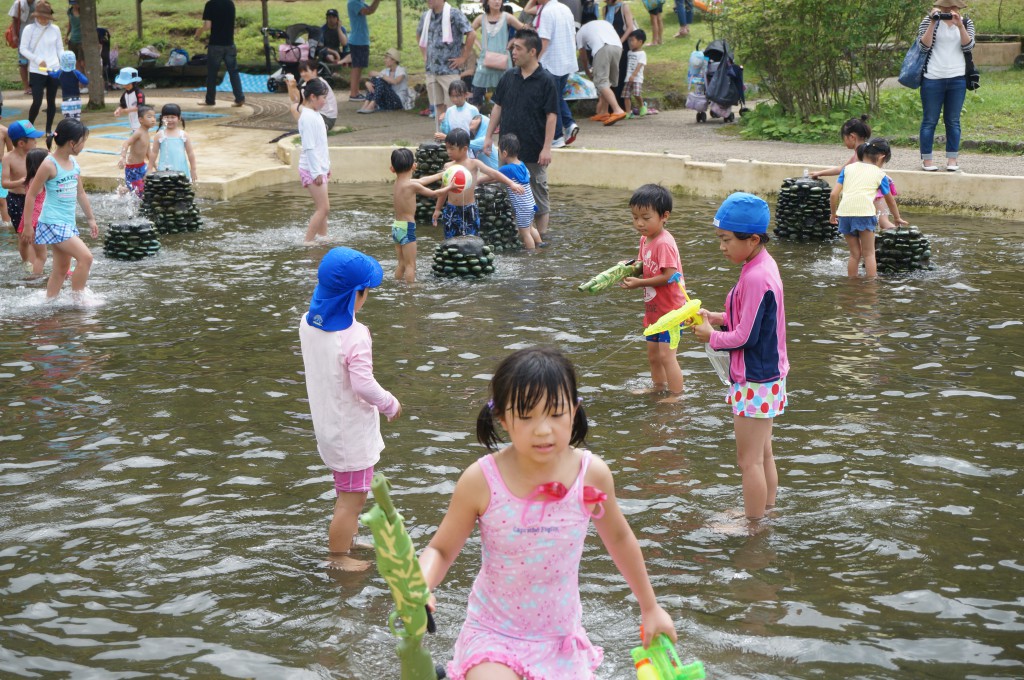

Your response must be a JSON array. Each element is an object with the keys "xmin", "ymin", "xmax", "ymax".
[{"xmin": 81, "ymin": 141, "xmax": 1024, "ymax": 220}]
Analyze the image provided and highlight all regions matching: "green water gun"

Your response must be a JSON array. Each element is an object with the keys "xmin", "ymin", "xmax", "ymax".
[
  {"xmin": 578, "ymin": 259, "xmax": 643, "ymax": 293},
  {"xmin": 631, "ymin": 632, "xmax": 706, "ymax": 680},
  {"xmin": 360, "ymin": 473, "xmax": 441, "ymax": 680}
]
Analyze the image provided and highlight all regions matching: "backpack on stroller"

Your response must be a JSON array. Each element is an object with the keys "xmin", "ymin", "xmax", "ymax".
[
  {"xmin": 694, "ymin": 39, "xmax": 745, "ymax": 123},
  {"xmin": 262, "ymin": 24, "xmax": 334, "ymax": 92}
]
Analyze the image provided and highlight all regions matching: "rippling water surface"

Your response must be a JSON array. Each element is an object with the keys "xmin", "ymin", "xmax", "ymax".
[{"xmin": 1, "ymin": 184, "xmax": 1022, "ymax": 679}]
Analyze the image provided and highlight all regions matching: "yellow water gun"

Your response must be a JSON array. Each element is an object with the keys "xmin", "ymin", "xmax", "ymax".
[{"xmin": 642, "ymin": 273, "xmax": 701, "ymax": 349}]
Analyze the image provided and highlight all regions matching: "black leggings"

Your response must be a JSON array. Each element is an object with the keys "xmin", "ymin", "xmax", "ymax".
[{"xmin": 28, "ymin": 72, "xmax": 59, "ymax": 134}]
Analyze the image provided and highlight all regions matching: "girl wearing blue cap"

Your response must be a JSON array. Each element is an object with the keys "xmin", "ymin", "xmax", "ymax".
[
  {"xmin": 694, "ymin": 192, "xmax": 788, "ymax": 522},
  {"xmin": 299, "ymin": 247, "xmax": 402, "ymax": 571}
]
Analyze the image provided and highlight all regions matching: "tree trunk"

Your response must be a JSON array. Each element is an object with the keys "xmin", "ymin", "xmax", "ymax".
[
  {"xmin": 396, "ymin": 0, "xmax": 403, "ymax": 49},
  {"xmin": 136, "ymin": 0, "xmax": 143, "ymax": 40},
  {"xmin": 79, "ymin": 0, "xmax": 105, "ymax": 110}
]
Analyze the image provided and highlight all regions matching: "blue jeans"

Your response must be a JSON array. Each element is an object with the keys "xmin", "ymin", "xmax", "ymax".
[
  {"xmin": 553, "ymin": 73, "xmax": 575, "ymax": 140},
  {"xmin": 919, "ymin": 76, "xmax": 966, "ymax": 159},
  {"xmin": 206, "ymin": 44, "xmax": 245, "ymax": 105},
  {"xmin": 674, "ymin": 0, "xmax": 693, "ymax": 26}
]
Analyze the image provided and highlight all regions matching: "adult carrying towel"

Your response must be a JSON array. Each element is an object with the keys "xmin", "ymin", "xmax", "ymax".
[{"xmin": 419, "ymin": 2, "xmax": 453, "ymax": 48}]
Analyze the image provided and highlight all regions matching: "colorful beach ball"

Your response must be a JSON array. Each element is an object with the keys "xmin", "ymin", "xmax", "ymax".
[{"xmin": 442, "ymin": 164, "xmax": 473, "ymax": 194}]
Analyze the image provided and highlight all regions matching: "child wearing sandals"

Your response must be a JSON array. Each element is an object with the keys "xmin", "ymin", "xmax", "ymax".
[{"xmin": 419, "ymin": 347, "xmax": 677, "ymax": 679}]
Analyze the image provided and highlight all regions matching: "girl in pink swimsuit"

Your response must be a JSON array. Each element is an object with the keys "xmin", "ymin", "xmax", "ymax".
[{"xmin": 418, "ymin": 347, "xmax": 677, "ymax": 680}]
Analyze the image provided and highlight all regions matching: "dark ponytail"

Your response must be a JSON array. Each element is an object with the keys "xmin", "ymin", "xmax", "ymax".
[
  {"xmin": 841, "ymin": 115, "xmax": 871, "ymax": 141},
  {"xmin": 53, "ymin": 117, "xmax": 89, "ymax": 147}
]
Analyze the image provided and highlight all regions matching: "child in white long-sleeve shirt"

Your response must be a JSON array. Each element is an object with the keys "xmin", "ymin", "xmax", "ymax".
[
  {"xmin": 299, "ymin": 247, "xmax": 402, "ymax": 571},
  {"xmin": 295, "ymin": 77, "xmax": 332, "ymax": 243}
]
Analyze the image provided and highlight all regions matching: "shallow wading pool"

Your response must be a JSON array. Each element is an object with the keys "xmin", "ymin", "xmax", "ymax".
[{"xmin": 1, "ymin": 184, "xmax": 1022, "ymax": 678}]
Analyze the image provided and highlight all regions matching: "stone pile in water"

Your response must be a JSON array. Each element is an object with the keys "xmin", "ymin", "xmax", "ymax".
[
  {"xmin": 431, "ymin": 235, "xmax": 496, "ymax": 279},
  {"xmin": 141, "ymin": 171, "xmax": 202, "ymax": 234},
  {"xmin": 875, "ymin": 226, "xmax": 934, "ymax": 274},
  {"xmin": 774, "ymin": 177, "xmax": 838, "ymax": 241},
  {"xmin": 103, "ymin": 221, "xmax": 160, "ymax": 261}
]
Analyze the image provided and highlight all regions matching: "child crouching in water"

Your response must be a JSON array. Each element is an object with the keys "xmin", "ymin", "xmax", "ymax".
[
  {"xmin": 299, "ymin": 247, "xmax": 402, "ymax": 571},
  {"xmin": 21, "ymin": 118, "xmax": 99, "ymax": 300},
  {"xmin": 390, "ymin": 148, "xmax": 452, "ymax": 283},
  {"xmin": 419, "ymin": 347, "xmax": 677, "ymax": 679},
  {"xmin": 496, "ymin": 133, "xmax": 544, "ymax": 250},
  {"xmin": 433, "ymin": 128, "xmax": 524, "ymax": 239},
  {"xmin": 693, "ymin": 192, "xmax": 787, "ymax": 523},
  {"xmin": 829, "ymin": 138, "xmax": 907, "ymax": 278},
  {"xmin": 620, "ymin": 184, "xmax": 687, "ymax": 396}
]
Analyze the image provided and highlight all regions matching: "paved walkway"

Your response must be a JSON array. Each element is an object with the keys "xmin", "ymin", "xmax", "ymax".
[{"xmin": 5, "ymin": 88, "xmax": 1020, "ymax": 191}]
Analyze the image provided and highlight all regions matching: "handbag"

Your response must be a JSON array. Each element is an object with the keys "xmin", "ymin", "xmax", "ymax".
[
  {"xmin": 4, "ymin": 1, "xmax": 18, "ymax": 49},
  {"xmin": 965, "ymin": 50, "xmax": 980, "ymax": 90},
  {"xmin": 898, "ymin": 38, "xmax": 929, "ymax": 89},
  {"xmin": 483, "ymin": 49, "xmax": 509, "ymax": 70}
]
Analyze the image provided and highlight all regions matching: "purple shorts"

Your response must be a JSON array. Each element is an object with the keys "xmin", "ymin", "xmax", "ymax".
[{"xmin": 333, "ymin": 465, "xmax": 374, "ymax": 494}]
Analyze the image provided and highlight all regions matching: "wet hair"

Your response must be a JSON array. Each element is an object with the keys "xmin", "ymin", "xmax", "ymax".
[
  {"xmin": 498, "ymin": 133, "xmax": 520, "ymax": 158},
  {"xmin": 445, "ymin": 127, "xmax": 471, "ymax": 149},
  {"xmin": 628, "ymin": 28, "xmax": 647, "ymax": 44},
  {"xmin": 629, "ymin": 183, "xmax": 672, "ymax": 215},
  {"xmin": 391, "ymin": 147, "xmax": 415, "ymax": 173},
  {"xmin": 159, "ymin": 103, "xmax": 184, "ymax": 129},
  {"xmin": 24, "ymin": 148, "xmax": 49, "ymax": 185},
  {"xmin": 841, "ymin": 115, "xmax": 871, "ymax": 141},
  {"xmin": 513, "ymin": 28, "xmax": 542, "ymax": 56},
  {"xmin": 138, "ymin": 105, "xmax": 155, "ymax": 122},
  {"xmin": 477, "ymin": 348, "xmax": 588, "ymax": 450},
  {"xmin": 53, "ymin": 117, "xmax": 89, "ymax": 146},
  {"xmin": 302, "ymin": 77, "xmax": 329, "ymax": 100},
  {"xmin": 733, "ymin": 231, "xmax": 770, "ymax": 244},
  {"xmin": 857, "ymin": 137, "xmax": 892, "ymax": 164},
  {"xmin": 448, "ymin": 79, "xmax": 469, "ymax": 96}
]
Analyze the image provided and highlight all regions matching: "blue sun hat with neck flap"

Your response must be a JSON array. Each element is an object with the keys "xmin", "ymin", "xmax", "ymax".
[
  {"xmin": 713, "ymin": 192, "xmax": 771, "ymax": 234},
  {"xmin": 307, "ymin": 247, "xmax": 383, "ymax": 331}
]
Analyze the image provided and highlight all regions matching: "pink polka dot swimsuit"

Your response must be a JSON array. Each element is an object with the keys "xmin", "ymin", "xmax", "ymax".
[{"xmin": 447, "ymin": 451, "xmax": 604, "ymax": 680}]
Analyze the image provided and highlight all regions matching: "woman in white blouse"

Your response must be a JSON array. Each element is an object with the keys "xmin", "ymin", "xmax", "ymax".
[
  {"xmin": 916, "ymin": 0, "xmax": 975, "ymax": 172},
  {"xmin": 19, "ymin": 0, "xmax": 62, "ymax": 146}
]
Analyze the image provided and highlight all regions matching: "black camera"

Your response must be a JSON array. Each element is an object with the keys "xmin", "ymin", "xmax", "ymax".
[{"xmin": 933, "ymin": 12, "xmax": 954, "ymax": 20}]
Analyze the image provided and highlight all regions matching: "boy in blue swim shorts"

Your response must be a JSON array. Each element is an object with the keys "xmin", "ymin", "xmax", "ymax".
[
  {"xmin": 431, "ymin": 128, "xmax": 524, "ymax": 240},
  {"xmin": 390, "ymin": 148, "xmax": 453, "ymax": 283}
]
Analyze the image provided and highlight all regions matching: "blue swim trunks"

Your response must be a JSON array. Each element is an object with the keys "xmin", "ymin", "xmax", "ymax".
[
  {"xmin": 441, "ymin": 202, "xmax": 480, "ymax": 239},
  {"xmin": 392, "ymin": 219, "xmax": 416, "ymax": 246},
  {"xmin": 837, "ymin": 216, "xmax": 877, "ymax": 236},
  {"xmin": 645, "ymin": 324, "xmax": 683, "ymax": 343},
  {"xmin": 125, "ymin": 162, "xmax": 147, "ymax": 197}
]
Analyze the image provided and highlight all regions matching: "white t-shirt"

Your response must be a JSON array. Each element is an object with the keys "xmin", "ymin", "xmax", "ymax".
[
  {"xmin": 575, "ymin": 18, "xmax": 620, "ymax": 54},
  {"xmin": 8, "ymin": 0, "xmax": 33, "ymax": 24},
  {"xmin": 536, "ymin": 0, "xmax": 578, "ymax": 77},
  {"xmin": 315, "ymin": 77, "xmax": 339, "ymax": 119},
  {"xmin": 925, "ymin": 22, "xmax": 966, "ymax": 79},
  {"xmin": 626, "ymin": 48, "xmax": 646, "ymax": 83},
  {"xmin": 387, "ymin": 65, "xmax": 413, "ymax": 110},
  {"xmin": 298, "ymin": 106, "xmax": 331, "ymax": 178}
]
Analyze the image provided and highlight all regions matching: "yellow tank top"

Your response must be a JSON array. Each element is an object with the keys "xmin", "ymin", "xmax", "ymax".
[{"xmin": 837, "ymin": 162, "xmax": 886, "ymax": 217}]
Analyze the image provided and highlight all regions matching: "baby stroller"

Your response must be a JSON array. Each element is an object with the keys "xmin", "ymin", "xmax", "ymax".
[
  {"xmin": 262, "ymin": 24, "xmax": 334, "ymax": 92},
  {"xmin": 692, "ymin": 39, "xmax": 745, "ymax": 123}
]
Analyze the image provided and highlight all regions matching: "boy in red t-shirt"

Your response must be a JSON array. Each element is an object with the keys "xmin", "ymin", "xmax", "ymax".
[{"xmin": 620, "ymin": 184, "xmax": 687, "ymax": 396}]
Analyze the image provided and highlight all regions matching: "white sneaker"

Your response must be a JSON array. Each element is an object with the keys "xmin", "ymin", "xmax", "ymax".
[
  {"xmin": 551, "ymin": 137, "xmax": 566, "ymax": 149},
  {"xmin": 946, "ymin": 162, "xmax": 960, "ymax": 172},
  {"xmin": 565, "ymin": 123, "xmax": 580, "ymax": 145}
]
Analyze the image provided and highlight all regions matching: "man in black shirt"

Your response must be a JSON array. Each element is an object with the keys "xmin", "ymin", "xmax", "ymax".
[
  {"xmin": 320, "ymin": 8, "xmax": 350, "ymax": 65},
  {"xmin": 483, "ymin": 29, "xmax": 559, "ymax": 236},
  {"xmin": 195, "ymin": 0, "xmax": 245, "ymax": 106}
]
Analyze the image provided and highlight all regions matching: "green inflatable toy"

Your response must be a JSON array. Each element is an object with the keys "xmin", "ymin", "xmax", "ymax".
[
  {"xmin": 578, "ymin": 259, "xmax": 643, "ymax": 293},
  {"xmin": 360, "ymin": 473, "xmax": 442, "ymax": 680}
]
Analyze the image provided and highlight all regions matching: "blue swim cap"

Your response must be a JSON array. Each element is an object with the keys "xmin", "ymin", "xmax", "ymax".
[
  {"xmin": 307, "ymin": 247, "xmax": 384, "ymax": 332},
  {"xmin": 713, "ymin": 192, "xmax": 771, "ymax": 234}
]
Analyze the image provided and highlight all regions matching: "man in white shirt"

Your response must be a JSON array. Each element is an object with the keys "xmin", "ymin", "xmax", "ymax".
[
  {"xmin": 534, "ymin": 0, "xmax": 579, "ymax": 147},
  {"xmin": 576, "ymin": 17, "xmax": 626, "ymax": 125}
]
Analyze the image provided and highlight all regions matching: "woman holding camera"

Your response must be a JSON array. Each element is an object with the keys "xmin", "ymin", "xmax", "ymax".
[{"xmin": 916, "ymin": 0, "xmax": 975, "ymax": 172}]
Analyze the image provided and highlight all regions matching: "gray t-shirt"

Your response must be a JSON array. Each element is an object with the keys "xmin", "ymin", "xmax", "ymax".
[{"xmin": 418, "ymin": 5, "xmax": 472, "ymax": 75}]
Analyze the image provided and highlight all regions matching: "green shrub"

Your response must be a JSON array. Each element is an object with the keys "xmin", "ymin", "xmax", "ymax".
[{"xmin": 725, "ymin": 0, "xmax": 930, "ymax": 117}]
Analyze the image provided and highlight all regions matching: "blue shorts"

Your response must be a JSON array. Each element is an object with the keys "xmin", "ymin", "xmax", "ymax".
[
  {"xmin": 441, "ymin": 202, "xmax": 480, "ymax": 239},
  {"xmin": 838, "ymin": 216, "xmax": 877, "ymax": 236},
  {"xmin": 645, "ymin": 323, "xmax": 683, "ymax": 343},
  {"xmin": 392, "ymin": 220, "xmax": 416, "ymax": 246}
]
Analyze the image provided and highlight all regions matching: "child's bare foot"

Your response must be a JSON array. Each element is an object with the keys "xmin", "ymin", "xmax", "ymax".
[
  {"xmin": 350, "ymin": 537, "xmax": 375, "ymax": 552},
  {"xmin": 631, "ymin": 382, "xmax": 669, "ymax": 395},
  {"xmin": 657, "ymin": 391, "xmax": 685, "ymax": 404},
  {"xmin": 325, "ymin": 552, "xmax": 372, "ymax": 571}
]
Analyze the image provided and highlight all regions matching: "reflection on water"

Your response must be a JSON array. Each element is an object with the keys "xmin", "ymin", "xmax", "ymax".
[{"xmin": 1, "ymin": 183, "xmax": 1022, "ymax": 678}]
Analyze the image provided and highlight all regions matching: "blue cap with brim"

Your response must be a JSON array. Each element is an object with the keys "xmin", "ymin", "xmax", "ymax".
[
  {"xmin": 307, "ymin": 247, "xmax": 384, "ymax": 332},
  {"xmin": 8, "ymin": 120, "xmax": 45, "ymax": 142},
  {"xmin": 713, "ymin": 192, "xmax": 771, "ymax": 234}
]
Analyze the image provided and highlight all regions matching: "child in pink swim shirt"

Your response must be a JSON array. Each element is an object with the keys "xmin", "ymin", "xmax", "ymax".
[
  {"xmin": 418, "ymin": 347, "xmax": 677, "ymax": 680},
  {"xmin": 299, "ymin": 247, "xmax": 402, "ymax": 572}
]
